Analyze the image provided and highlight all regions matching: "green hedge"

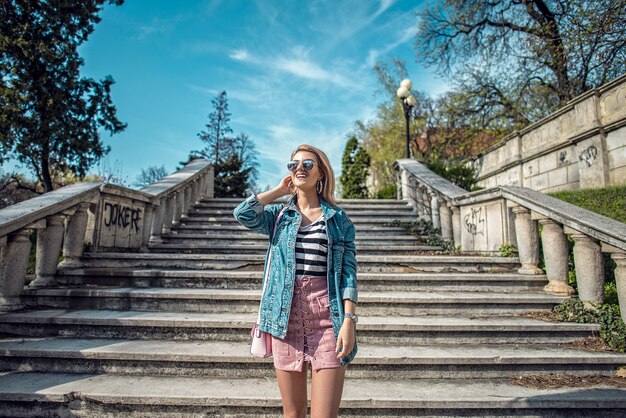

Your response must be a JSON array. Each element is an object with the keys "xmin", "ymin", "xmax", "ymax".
[{"xmin": 548, "ymin": 184, "xmax": 626, "ymax": 224}]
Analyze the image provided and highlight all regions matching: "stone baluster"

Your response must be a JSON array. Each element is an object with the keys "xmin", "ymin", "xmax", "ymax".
[
  {"xmin": 202, "ymin": 171, "xmax": 212, "ymax": 199},
  {"xmin": 451, "ymin": 207, "xmax": 462, "ymax": 248},
  {"xmin": 184, "ymin": 184, "xmax": 193, "ymax": 216},
  {"xmin": 512, "ymin": 206, "xmax": 543, "ymax": 274},
  {"xmin": 173, "ymin": 190, "xmax": 184, "ymax": 226},
  {"xmin": 406, "ymin": 177, "xmax": 418, "ymax": 214},
  {"xmin": 150, "ymin": 197, "xmax": 165, "ymax": 243},
  {"xmin": 565, "ymin": 228, "xmax": 605, "ymax": 308},
  {"xmin": 537, "ymin": 218, "xmax": 575, "ymax": 296},
  {"xmin": 429, "ymin": 191, "xmax": 441, "ymax": 231},
  {"xmin": 141, "ymin": 202, "xmax": 155, "ymax": 251},
  {"xmin": 421, "ymin": 188, "xmax": 431, "ymax": 220},
  {"xmin": 206, "ymin": 166, "xmax": 215, "ymax": 199},
  {"xmin": 610, "ymin": 251, "xmax": 626, "ymax": 324},
  {"xmin": 439, "ymin": 202, "xmax": 453, "ymax": 241},
  {"xmin": 413, "ymin": 182, "xmax": 425, "ymax": 217},
  {"xmin": 396, "ymin": 170, "xmax": 402, "ymax": 200},
  {"xmin": 0, "ymin": 228, "xmax": 34, "ymax": 310},
  {"xmin": 192, "ymin": 179, "xmax": 200, "ymax": 207},
  {"xmin": 30, "ymin": 213, "xmax": 66, "ymax": 288},
  {"xmin": 400, "ymin": 168, "xmax": 410, "ymax": 204},
  {"xmin": 61, "ymin": 202, "xmax": 91, "ymax": 266},
  {"xmin": 161, "ymin": 194, "xmax": 176, "ymax": 234}
]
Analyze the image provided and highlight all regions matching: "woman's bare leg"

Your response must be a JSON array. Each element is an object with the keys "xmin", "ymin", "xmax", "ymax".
[
  {"xmin": 310, "ymin": 366, "xmax": 346, "ymax": 418},
  {"xmin": 275, "ymin": 367, "xmax": 308, "ymax": 418}
]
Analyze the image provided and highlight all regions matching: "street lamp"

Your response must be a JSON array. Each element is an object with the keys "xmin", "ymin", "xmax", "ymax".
[{"xmin": 397, "ymin": 79, "xmax": 417, "ymax": 159}]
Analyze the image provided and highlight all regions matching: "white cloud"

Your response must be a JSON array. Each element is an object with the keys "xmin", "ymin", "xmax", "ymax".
[
  {"xmin": 274, "ymin": 57, "xmax": 350, "ymax": 87},
  {"xmin": 366, "ymin": 25, "xmax": 418, "ymax": 67},
  {"xmin": 229, "ymin": 48, "xmax": 251, "ymax": 62},
  {"xmin": 227, "ymin": 47, "xmax": 351, "ymax": 87}
]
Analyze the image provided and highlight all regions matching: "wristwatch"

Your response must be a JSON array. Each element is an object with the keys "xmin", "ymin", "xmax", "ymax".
[{"xmin": 344, "ymin": 312, "xmax": 358, "ymax": 324}]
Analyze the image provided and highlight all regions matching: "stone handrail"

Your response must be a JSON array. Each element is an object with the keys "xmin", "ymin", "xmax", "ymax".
[
  {"xmin": 395, "ymin": 159, "xmax": 626, "ymax": 323},
  {"xmin": 0, "ymin": 159, "xmax": 213, "ymax": 311}
]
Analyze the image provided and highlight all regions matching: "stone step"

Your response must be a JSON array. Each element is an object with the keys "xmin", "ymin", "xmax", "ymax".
[
  {"xmin": 22, "ymin": 288, "xmax": 564, "ymax": 315},
  {"xmin": 0, "ymin": 310, "xmax": 597, "ymax": 344},
  {"xmin": 181, "ymin": 214, "xmax": 419, "ymax": 225},
  {"xmin": 159, "ymin": 232, "xmax": 424, "ymax": 244},
  {"xmin": 187, "ymin": 207, "xmax": 418, "ymax": 217},
  {"xmin": 53, "ymin": 269, "xmax": 547, "ymax": 292},
  {"xmin": 194, "ymin": 198, "xmax": 410, "ymax": 209},
  {"xmin": 146, "ymin": 242, "xmax": 440, "ymax": 255},
  {"xmin": 171, "ymin": 223, "xmax": 421, "ymax": 236},
  {"xmin": 1, "ymin": 338, "xmax": 625, "ymax": 379},
  {"xmin": 71, "ymin": 253, "xmax": 520, "ymax": 273},
  {"xmin": 2, "ymin": 372, "xmax": 625, "ymax": 418}
]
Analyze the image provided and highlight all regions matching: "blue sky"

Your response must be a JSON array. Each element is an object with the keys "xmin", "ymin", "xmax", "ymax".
[{"xmin": 13, "ymin": 0, "xmax": 451, "ymax": 191}]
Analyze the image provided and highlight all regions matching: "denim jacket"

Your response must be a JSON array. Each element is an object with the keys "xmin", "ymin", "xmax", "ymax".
[{"xmin": 233, "ymin": 193, "xmax": 358, "ymax": 366}]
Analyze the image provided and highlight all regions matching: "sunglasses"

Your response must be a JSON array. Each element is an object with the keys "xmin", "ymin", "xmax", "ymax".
[{"xmin": 287, "ymin": 159, "xmax": 318, "ymax": 172}]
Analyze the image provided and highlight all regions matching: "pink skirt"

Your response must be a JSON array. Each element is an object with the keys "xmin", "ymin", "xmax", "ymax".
[{"xmin": 271, "ymin": 276, "xmax": 343, "ymax": 372}]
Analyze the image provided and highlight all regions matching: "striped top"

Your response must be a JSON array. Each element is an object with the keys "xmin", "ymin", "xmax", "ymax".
[{"xmin": 295, "ymin": 214, "xmax": 328, "ymax": 278}]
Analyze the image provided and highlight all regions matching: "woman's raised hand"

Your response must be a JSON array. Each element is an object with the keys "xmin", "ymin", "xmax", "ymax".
[
  {"xmin": 254, "ymin": 175, "xmax": 294, "ymax": 206},
  {"xmin": 276, "ymin": 175, "xmax": 294, "ymax": 196}
]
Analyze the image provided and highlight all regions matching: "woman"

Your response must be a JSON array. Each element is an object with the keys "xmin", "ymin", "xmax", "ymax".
[{"xmin": 233, "ymin": 144, "xmax": 358, "ymax": 418}]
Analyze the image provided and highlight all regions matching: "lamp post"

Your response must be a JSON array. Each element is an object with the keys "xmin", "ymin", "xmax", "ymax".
[{"xmin": 396, "ymin": 79, "xmax": 417, "ymax": 159}]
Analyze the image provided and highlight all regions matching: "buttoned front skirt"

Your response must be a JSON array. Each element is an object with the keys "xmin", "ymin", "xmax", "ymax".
[{"xmin": 271, "ymin": 276, "xmax": 342, "ymax": 372}]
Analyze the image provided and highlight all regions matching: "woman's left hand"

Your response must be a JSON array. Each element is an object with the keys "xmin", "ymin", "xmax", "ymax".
[{"xmin": 336, "ymin": 319, "xmax": 355, "ymax": 358}]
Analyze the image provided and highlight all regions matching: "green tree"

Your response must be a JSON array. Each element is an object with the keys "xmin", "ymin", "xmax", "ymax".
[
  {"xmin": 197, "ymin": 91, "xmax": 233, "ymax": 165},
  {"xmin": 182, "ymin": 91, "xmax": 259, "ymax": 196},
  {"xmin": 133, "ymin": 165, "xmax": 168, "ymax": 189},
  {"xmin": 340, "ymin": 136, "xmax": 371, "ymax": 199},
  {"xmin": 415, "ymin": 0, "xmax": 626, "ymax": 129},
  {"xmin": 213, "ymin": 155, "xmax": 252, "ymax": 198},
  {"xmin": 0, "ymin": 0, "xmax": 126, "ymax": 193}
]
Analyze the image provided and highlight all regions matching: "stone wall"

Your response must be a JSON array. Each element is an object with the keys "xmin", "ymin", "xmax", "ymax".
[{"xmin": 474, "ymin": 74, "xmax": 626, "ymax": 192}]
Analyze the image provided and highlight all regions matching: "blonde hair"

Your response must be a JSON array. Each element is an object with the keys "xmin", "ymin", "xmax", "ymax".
[{"xmin": 290, "ymin": 144, "xmax": 336, "ymax": 205}]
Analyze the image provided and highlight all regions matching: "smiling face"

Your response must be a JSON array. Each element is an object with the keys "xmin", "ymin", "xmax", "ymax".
[{"xmin": 289, "ymin": 150, "xmax": 323, "ymax": 193}]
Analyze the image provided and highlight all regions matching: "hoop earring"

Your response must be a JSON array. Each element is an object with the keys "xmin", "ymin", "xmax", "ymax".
[{"xmin": 317, "ymin": 180, "xmax": 323, "ymax": 194}]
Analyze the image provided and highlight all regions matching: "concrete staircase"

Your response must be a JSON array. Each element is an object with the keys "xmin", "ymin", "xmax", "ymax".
[{"xmin": 1, "ymin": 197, "xmax": 625, "ymax": 417}]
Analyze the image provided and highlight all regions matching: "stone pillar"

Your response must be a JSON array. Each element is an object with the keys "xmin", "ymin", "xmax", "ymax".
[
  {"xmin": 611, "ymin": 252, "xmax": 626, "ymax": 324},
  {"xmin": 0, "ymin": 228, "xmax": 33, "ymax": 310},
  {"xmin": 400, "ymin": 168, "xmax": 410, "ymax": 202},
  {"xmin": 141, "ymin": 203, "xmax": 155, "ymax": 251},
  {"xmin": 539, "ymin": 219, "xmax": 575, "ymax": 296},
  {"xmin": 406, "ymin": 177, "xmax": 418, "ymax": 213},
  {"xmin": 569, "ymin": 231, "xmax": 604, "ymax": 308},
  {"xmin": 421, "ymin": 188, "xmax": 431, "ymax": 220},
  {"xmin": 439, "ymin": 203, "xmax": 453, "ymax": 241},
  {"xmin": 206, "ymin": 166, "xmax": 215, "ymax": 199},
  {"xmin": 150, "ymin": 198, "xmax": 165, "ymax": 243},
  {"xmin": 429, "ymin": 192, "xmax": 440, "ymax": 231},
  {"xmin": 201, "ymin": 172, "xmax": 210, "ymax": 199},
  {"xmin": 451, "ymin": 207, "xmax": 462, "ymax": 247},
  {"xmin": 512, "ymin": 206, "xmax": 543, "ymax": 275},
  {"xmin": 162, "ymin": 194, "xmax": 175, "ymax": 234},
  {"xmin": 30, "ymin": 214, "xmax": 66, "ymax": 288},
  {"xmin": 395, "ymin": 171, "xmax": 401, "ymax": 200},
  {"xmin": 414, "ymin": 184, "xmax": 425, "ymax": 216},
  {"xmin": 173, "ymin": 190, "xmax": 183, "ymax": 226},
  {"xmin": 60, "ymin": 202, "xmax": 90, "ymax": 266},
  {"xmin": 184, "ymin": 185, "xmax": 192, "ymax": 216},
  {"xmin": 190, "ymin": 180, "xmax": 199, "ymax": 207}
]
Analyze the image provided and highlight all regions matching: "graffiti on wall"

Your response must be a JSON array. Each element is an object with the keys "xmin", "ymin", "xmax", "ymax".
[
  {"xmin": 558, "ymin": 151, "xmax": 569, "ymax": 167},
  {"xmin": 464, "ymin": 207, "xmax": 485, "ymax": 236},
  {"xmin": 103, "ymin": 202, "xmax": 142, "ymax": 233},
  {"xmin": 578, "ymin": 145, "xmax": 598, "ymax": 167}
]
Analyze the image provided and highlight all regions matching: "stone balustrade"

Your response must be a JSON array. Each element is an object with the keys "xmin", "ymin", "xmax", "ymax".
[
  {"xmin": 472, "ymin": 73, "xmax": 626, "ymax": 192},
  {"xmin": 396, "ymin": 159, "xmax": 626, "ymax": 322},
  {"xmin": 0, "ymin": 159, "xmax": 213, "ymax": 311}
]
